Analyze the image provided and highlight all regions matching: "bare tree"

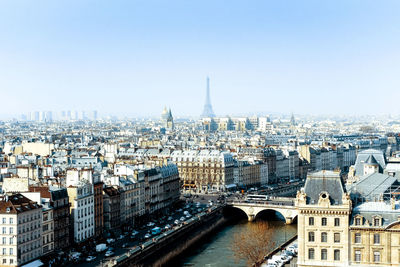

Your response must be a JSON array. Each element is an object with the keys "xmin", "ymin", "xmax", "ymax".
[{"xmin": 232, "ymin": 222, "xmax": 277, "ymax": 267}]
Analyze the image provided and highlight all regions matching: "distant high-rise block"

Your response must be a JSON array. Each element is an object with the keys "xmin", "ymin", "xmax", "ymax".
[{"xmin": 92, "ymin": 110, "xmax": 98, "ymax": 121}]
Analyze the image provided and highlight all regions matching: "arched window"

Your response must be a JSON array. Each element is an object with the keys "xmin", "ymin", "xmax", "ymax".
[
  {"xmin": 321, "ymin": 232, "xmax": 328, "ymax": 242},
  {"xmin": 308, "ymin": 232, "xmax": 315, "ymax": 242},
  {"xmin": 308, "ymin": 248, "xmax": 314, "ymax": 259},
  {"xmin": 373, "ymin": 251, "xmax": 380, "ymax": 262},
  {"xmin": 321, "ymin": 249, "xmax": 327, "ymax": 260},
  {"xmin": 334, "ymin": 249, "xmax": 340, "ymax": 261}
]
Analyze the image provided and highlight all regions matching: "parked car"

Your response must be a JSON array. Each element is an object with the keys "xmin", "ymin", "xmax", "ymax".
[
  {"xmin": 167, "ymin": 216, "xmax": 173, "ymax": 221},
  {"xmin": 106, "ymin": 238, "xmax": 115, "ymax": 244},
  {"xmin": 151, "ymin": 227, "xmax": 162, "ymax": 235},
  {"xmin": 180, "ymin": 216, "xmax": 185, "ymax": 222},
  {"xmin": 174, "ymin": 219, "xmax": 180, "ymax": 225},
  {"xmin": 144, "ymin": 233, "xmax": 151, "ymax": 239},
  {"xmin": 86, "ymin": 256, "xmax": 96, "ymax": 262},
  {"xmin": 147, "ymin": 222, "xmax": 155, "ymax": 227},
  {"xmin": 105, "ymin": 250, "xmax": 114, "ymax": 257},
  {"xmin": 185, "ymin": 213, "xmax": 191, "ymax": 218}
]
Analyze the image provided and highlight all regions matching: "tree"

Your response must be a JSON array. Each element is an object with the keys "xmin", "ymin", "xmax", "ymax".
[{"xmin": 232, "ymin": 221, "xmax": 277, "ymax": 267}]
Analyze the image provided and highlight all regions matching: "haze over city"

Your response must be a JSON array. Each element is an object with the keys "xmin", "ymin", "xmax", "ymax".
[{"xmin": 1, "ymin": 0, "xmax": 400, "ymax": 118}]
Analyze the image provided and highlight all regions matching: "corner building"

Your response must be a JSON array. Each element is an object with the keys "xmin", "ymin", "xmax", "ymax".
[{"xmin": 296, "ymin": 171, "xmax": 352, "ymax": 267}]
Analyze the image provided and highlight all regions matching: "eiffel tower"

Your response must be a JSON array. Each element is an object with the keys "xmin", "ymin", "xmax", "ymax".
[{"xmin": 201, "ymin": 77, "xmax": 216, "ymax": 118}]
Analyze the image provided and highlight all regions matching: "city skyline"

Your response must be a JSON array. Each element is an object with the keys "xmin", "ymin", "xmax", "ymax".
[{"xmin": 1, "ymin": 1, "xmax": 400, "ymax": 118}]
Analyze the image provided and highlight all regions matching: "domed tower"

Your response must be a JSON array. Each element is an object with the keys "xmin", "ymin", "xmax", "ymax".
[
  {"xmin": 161, "ymin": 106, "xmax": 174, "ymax": 130},
  {"xmin": 161, "ymin": 106, "xmax": 169, "ymax": 121}
]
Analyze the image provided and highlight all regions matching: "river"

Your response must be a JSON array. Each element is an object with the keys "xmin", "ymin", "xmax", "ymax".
[{"xmin": 174, "ymin": 214, "xmax": 297, "ymax": 267}]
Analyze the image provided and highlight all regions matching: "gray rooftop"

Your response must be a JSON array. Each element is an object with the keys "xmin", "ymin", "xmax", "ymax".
[
  {"xmin": 347, "ymin": 173, "xmax": 399, "ymax": 201},
  {"xmin": 354, "ymin": 149, "xmax": 385, "ymax": 176},
  {"xmin": 304, "ymin": 170, "xmax": 345, "ymax": 205}
]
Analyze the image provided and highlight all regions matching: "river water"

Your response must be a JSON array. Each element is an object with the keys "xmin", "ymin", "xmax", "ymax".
[{"xmin": 175, "ymin": 215, "xmax": 297, "ymax": 267}]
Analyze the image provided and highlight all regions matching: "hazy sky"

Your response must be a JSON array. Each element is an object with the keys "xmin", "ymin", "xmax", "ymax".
[{"xmin": 1, "ymin": 0, "xmax": 400, "ymax": 118}]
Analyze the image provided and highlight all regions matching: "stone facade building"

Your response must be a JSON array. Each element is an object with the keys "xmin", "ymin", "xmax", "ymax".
[
  {"xmin": 0, "ymin": 194, "xmax": 42, "ymax": 267},
  {"xmin": 171, "ymin": 150, "xmax": 235, "ymax": 193},
  {"xmin": 296, "ymin": 171, "xmax": 352, "ymax": 267}
]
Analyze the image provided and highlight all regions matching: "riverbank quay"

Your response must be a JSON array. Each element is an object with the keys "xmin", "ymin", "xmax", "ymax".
[
  {"xmin": 262, "ymin": 235, "xmax": 298, "ymax": 267},
  {"xmin": 111, "ymin": 205, "xmax": 228, "ymax": 267}
]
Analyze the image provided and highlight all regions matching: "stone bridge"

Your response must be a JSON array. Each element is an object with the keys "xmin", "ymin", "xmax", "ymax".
[{"xmin": 227, "ymin": 198, "xmax": 298, "ymax": 224}]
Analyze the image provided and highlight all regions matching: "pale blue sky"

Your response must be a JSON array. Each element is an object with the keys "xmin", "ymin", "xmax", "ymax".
[{"xmin": 1, "ymin": 0, "xmax": 400, "ymax": 118}]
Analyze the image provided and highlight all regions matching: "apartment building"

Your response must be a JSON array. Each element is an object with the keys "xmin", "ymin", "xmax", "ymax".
[
  {"xmin": 67, "ymin": 182, "xmax": 94, "ymax": 243},
  {"xmin": 171, "ymin": 150, "xmax": 235, "ymax": 193},
  {"xmin": 0, "ymin": 194, "xmax": 42, "ymax": 267}
]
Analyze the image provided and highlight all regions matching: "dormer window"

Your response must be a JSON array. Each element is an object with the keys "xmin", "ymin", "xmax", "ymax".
[
  {"xmin": 355, "ymin": 217, "xmax": 361, "ymax": 226},
  {"xmin": 374, "ymin": 217, "xmax": 381, "ymax": 227}
]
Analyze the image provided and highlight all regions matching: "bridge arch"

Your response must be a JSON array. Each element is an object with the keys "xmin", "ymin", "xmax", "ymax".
[
  {"xmin": 224, "ymin": 206, "xmax": 250, "ymax": 221},
  {"xmin": 228, "ymin": 202, "xmax": 298, "ymax": 224},
  {"xmin": 254, "ymin": 208, "xmax": 286, "ymax": 222}
]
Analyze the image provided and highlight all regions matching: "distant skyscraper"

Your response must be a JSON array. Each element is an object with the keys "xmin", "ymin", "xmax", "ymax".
[
  {"xmin": 201, "ymin": 77, "xmax": 216, "ymax": 118},
  {"xmin": 92, "ymin": 110, "xmax": 98, "ymax": 121}
]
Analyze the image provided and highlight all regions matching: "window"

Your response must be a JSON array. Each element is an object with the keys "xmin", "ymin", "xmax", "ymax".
[
  {"xmin": 355, "ymin": 233, "xmax": 361, "ymax": 243},
  {"xmin": 1, "ymin": 218, "xmax": 5, "ymax": 224},
  {"xmin": 374, "ymin": 233, "xmax": 380, "ymax": 244},
  {"xmin": 355, "ymin": 218, "xmax": 361, "ymax": 226},
  {"xmin": 2, "ymin": 259, "xmax": 5, "ymax": 264},
  {"xmin": 2, "ymin": 237, "xmax": 5, "ymax": 244},
  {"xmin": 9, "ymin": 237, "xmax": 13, "ymax": 245},
  {"xmin": 321, "ymin": 249, "xmax": 327, "ymax": 260},
  {"xmin": 9, "ymin": 227, "xmax": 13, "ymax": 234},
  {"xmin": 9, "ymin": 218, "xmax": 13, "ymax": 224},
  {"xmin": 9, "ymin": 248, "xmax": 13, "ymax": 255},
  {"xmin": 2, "ymin": 248, "xmax": 5, "ymax": 255},
  {"xmin": 334, "ymin": 218, "xmax": 340, "ymax": 226},
  {"xmin": 374, "ymin": 218, "xmax": 380, "ymax": 227},
  {"xmin": 2, "ymin": 227, "xmax": 5, "ymax": 234},
  {"xmin": 309, "ymin": 217, "xmax": 314, "ymax": 226},
  {"xmin": 322, "ymin": 217, "xmax": 327, "ymax": 226},
  {"xmin": 321, "ymin": 232, "xmax": 328, "ymax": 242},
  {"xmin": 374, "ymin": 251, "xmax": 380, "ymax": 262},
  {"xmin": 334, "ymin": 233, "xmax": 340, "ymax": 243},
  {"xmin": 355, "ymin": 250, "xmax": 361, "ymax": 262},
  {"xmin": 309, "ymin": 231, "xmax": 315, "ymax": 242},
  {"xmin": 334, "ymin": 249, "xmax": 340, "ymax": 261},
  {"xmin": 308, "ymin": 248, "xmax": 314, "ymax": 259}
]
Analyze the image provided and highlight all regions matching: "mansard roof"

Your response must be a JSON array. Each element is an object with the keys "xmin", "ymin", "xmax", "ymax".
[{"xmin": 304, "ymin": 170, "xmax": 344, "ymax": 205}]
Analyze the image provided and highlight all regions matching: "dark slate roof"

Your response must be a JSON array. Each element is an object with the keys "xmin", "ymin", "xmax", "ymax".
[
  {"xmin": 304, "ymin": 170, "xmax": 344, "ymax": 205},
  {"xmin": 351, "ymin": 201, "xmax": 400, "ymax": 228},
  {"xmin": 354, "ymin": 149, "xmax": 385, "ymax": 176},
  {"xmin": 50, "ymin": 187, "xmax": 69, "ymax": 201},
  {"xmin": 365, "ymin": 155, "xmax": 378, "ymax": 165}
]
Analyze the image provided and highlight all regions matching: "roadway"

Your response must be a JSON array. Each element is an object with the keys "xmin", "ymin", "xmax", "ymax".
[{"xmin": 69, "ymin": 195, "xmax": 219, "ymax": 267}]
